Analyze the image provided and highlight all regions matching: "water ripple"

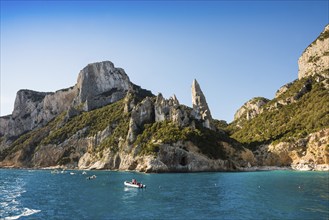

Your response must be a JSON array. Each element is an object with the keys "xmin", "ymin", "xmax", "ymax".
[{"xmin": 0, "ymin": 172, "xmax": 40, "ymax": 219}]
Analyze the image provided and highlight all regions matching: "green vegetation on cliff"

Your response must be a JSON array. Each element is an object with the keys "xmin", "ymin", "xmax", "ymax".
[
  {"xmin": 42, "ymin": 99, "xmax": 126, "ymax": 145},
  {"xmin": 0, "ymin": 99, "xmax": 128, "ymax": 161},
  {"xmin": 228, "ymin": 75, "xmax": 329, "ymax": 149},
  {"xmin": 136, "ymin": 120, "xmax": 241, "ymax": 159},
  {"xmin": 1, "ymin": 92, "xmax": 240, "ymax": 164},
  {"xmin": 1, "ymin": 112, "xmax": 66, "ymax": 161}
]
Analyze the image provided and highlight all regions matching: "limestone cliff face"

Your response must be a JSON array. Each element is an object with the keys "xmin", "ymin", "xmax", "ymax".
[
  {"xmin": 0, "ymin": 61, "xmax": 136, "ymax": 140},
  {"xmin": 230, "ymin": 24, "xmax": 329, "ymax": 171},
  {"xmin": 77, "ymin": 140, "xmax": 249, "ymax": 173},
  {"xmin": 0, "ymin": 72, "xmax": 250, "ymax": 172},
  {"xmin": 154, "ymin": 93, "xmax": 190, "ymax": 127},
  {"xmin": 0, "ymin": 90, "xmax": 49, "ymax": 137},
  {"xmin": 126, "ymin": 97, "xmax": 155, "ymax": 144},
  {"xmin": 74, "ymin": 100, "xmax": 253, "ymax": 172},
  {"xmin": 191, "ymin": 79, "xmax": 213, "ymax": 129},
  {"xmin": 234, "ymin": 97, "xmax": 269, "ymax": 122},
  {"xmin": 298, "ymin": 24, "xmax": 329, "ymax": 79},
  {"xmin": 137, "ymin": 142, "xmax": 246, "ymax": 172},
  {"xmin": 0, "ymin": 87, "xmax": 77, "ymax": 138},
  {"xmin": 95, "ymin": 88, "xmax": 245, "ymax": 172},
  {"xmin": 253, "ymin": 129, "xmax": 329, "ymax": 171},
  {"xmin": 75, "ymin": 61, "xmax": 133, "ymax": 111}
]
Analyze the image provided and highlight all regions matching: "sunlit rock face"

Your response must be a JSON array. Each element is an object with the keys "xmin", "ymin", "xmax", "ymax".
[
  {"xmin": 0, "ymin": 87, "xmax": 77, "ymax": 138},
  {"xmin": 298, "ymin": 24, "xmax": 329, "ymax": 80},
  {"xmin": 191, "ymin": 79, "xmax": 213, "ymax": 129},
  {"xmin": 75, "ymin": 61, "xmax": 133, "ymax": 111},
  {"xmin": 234, "ymin": 97, "xmax": 269, "ymax": 121},
  {"xmin": 0, "ymin": 61, "xmax": 134, "ymax": 139},
  {"xmin": 253, "ymin": 129, "xmax": 329, "ymax": 171}
]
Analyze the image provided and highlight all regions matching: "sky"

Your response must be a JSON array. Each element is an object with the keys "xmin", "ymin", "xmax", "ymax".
[{"xmin": 1, "ymin": 1, "xmax": 328, "ymax": 122}]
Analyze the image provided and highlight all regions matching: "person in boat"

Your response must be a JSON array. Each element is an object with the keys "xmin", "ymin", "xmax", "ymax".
[{"xmin": 132, "ymin": 179, "xmax": 136, "ymax": 184}]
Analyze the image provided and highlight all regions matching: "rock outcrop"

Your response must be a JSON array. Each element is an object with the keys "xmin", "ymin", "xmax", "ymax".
[
  {"xmin": 191, "ymin": 79, "xmax": 213, "ymax": 129},
  {"xmin": 0, "ymin": 87, "xmax": 77, "ymax": 138},
  {"xmin": 234, "ymin": 97, "xmax": 269, "ymax": 121},
  {"xmin": 154, "ymin": 93, "xmax": 190, "ymax": 127},
  {"xmin": 77, "ymin": 140, "xmax": 252, "ymax": 172},
  {"xmin": 275, "ymin": 82, "xmax": 294, "ymax": 98},
  {"xmin": 0, "ymin": 61, "xmax": 148, "ymax": 141},
  {"xmin": 253, "ymin": 129, "xmax": 329, "ymax": 171},
  {"xmin": 74, "ymin": 61, "xmax": 133, "ymax": 111},
  {"xmin": 298, "ymin": 24, "xmax": 329, "ymax": 80},
  {"xmin": 0, "ymin": 62, "xmax": 249, "ymax": 172},
  {"xmin": 126, "ymin": 97, "xmax": 155, "ymax": 144}
]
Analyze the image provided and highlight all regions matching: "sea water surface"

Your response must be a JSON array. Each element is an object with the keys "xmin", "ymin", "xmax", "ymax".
[{"xmin": 0, "ymin": 169, "xmax": 328, "ymax": 219}]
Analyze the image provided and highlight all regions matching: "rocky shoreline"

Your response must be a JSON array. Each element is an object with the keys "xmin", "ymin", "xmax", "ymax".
[
  {"xmin": 238, "ymin": 165, "xmax": 329, "ymax": 172},
  {"xmin": 2, "ymin": 164, "xmax": 328, "ymax": 173}
]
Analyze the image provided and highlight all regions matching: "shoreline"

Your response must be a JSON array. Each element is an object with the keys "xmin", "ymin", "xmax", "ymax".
[
  {"xmin": 238, "ymin": 166, "xmax": 292, "ymax": 172},
  {"xmin": 239, "ymin": 164, "xmax": 329, "ymax": 172},
  {"xmin": 1, "ymin": 164, "xmax": 328, "ymax": 172}
]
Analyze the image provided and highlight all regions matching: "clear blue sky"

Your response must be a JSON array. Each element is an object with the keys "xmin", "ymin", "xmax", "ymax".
[{"xmin": 1, "ymin": 1, "xmax": 328, "ymax": 122}]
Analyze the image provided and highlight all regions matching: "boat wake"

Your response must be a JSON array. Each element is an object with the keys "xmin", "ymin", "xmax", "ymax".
[
  {"xmin": 0, "ymin": 177, "xmax": 41, "ymax": 219},
  {"xmin": 4, "ymin": 208, "xmax": 41, "ymax": 220}
]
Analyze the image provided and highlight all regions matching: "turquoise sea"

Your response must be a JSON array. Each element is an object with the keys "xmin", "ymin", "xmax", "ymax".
[{"xmin": 0, "ymin": 169, "xmax": 328, "ymax": 219}]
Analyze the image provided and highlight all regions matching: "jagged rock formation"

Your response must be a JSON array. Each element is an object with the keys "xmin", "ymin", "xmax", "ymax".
[
  {"xmin": 1, "ymin": 24, "xmax": 328, "ymax": 172},
  {"xmin": 191, "ymin": 79, "xmax": 213, "ymax": 129},
  {"xmin": 0, "ymin": 61, "xmax": 250, "ymax": 172},
  {"xmin": 0, "ymin": 87, "xmax": 77, "ymax": 138},
  {"xmin": 298, "ymin": 24, "xmax": 329, "ymax": 79},
  {"xmin": 0, "ymin": 61, "xmax": 149, "ymax": 142},
  {"xmin": 154, "ymin": 93, "xmax": 190, "ymax": 127},
  {"xmin": 233, "ymin": 97, "xmax": 269, "ymax": 122},
  {"xmin": 126, "ymin": 97, "xmax": 155, "ymax": 144}
]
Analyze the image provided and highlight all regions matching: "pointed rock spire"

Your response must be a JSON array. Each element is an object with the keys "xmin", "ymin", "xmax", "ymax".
[{"xmin": 191, "ymin": 79, "xmax": 213, "ymax": 129}]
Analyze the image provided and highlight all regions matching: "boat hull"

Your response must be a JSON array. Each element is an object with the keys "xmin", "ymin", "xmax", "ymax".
[{"xmin": 124, "ymin": 181, "xmax": 146, "ymax": 188}]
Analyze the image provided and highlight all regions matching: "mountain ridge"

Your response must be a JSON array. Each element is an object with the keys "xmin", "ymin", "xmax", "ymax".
[{"xmin": 0, "ymin": 24, "xmax": 328, "ymax": 172}]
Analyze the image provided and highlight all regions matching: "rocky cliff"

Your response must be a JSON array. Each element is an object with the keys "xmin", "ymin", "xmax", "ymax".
[
  {"xmin": 233, "ymin": 97, "xmax": 269, "ymax": 122},
  {"xmin": 253, "ymin": 129, "xmax": 329, "ymax": 171},
  {"xmin": 0, "ymin": 62, "xmax": 252, "ymax": 172},
  {"xmin": 298, "ymin": 24, "xmax": 329, "ymax": 79},
  {"xmin": 74, "ymin": 61, "xmax": 134, "ymax": 111},
  {"xmin": 0, "ymin": 88, "xmax": 77, "ymax": 138},
  {"xmin": 228, "ymin": 24, "xmax": 329, "ymax": 171},
  {"xmin": 1, "ymin": 25, "xmax": 328, "ymax": 172},
  {"xmin": 191, "ymin": 79, "xmax": 213, "ymax": 129},
  {"xmin": 0, "ymin": 61, "xmax": 150, "ymax": 145}
]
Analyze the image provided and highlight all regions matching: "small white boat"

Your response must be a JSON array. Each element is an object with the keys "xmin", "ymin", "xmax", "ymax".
[{"xmin": 124, "ymin": 181, "xmax": 146, "ymax": 188}]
